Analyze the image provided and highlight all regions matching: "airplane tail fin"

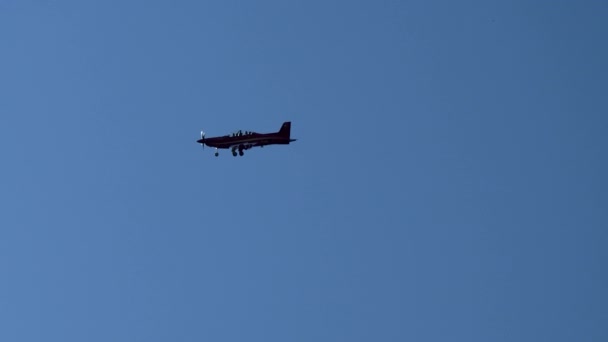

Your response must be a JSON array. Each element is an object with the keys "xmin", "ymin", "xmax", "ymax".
[{"xmin": 278, "ymin": 121, "xmax": 291, "ymax": 138}]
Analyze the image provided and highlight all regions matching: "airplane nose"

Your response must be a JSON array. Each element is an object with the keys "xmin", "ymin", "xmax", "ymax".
[{"xmin": 197, "ymin": 138, "xmax": 207, "ymax": 150}]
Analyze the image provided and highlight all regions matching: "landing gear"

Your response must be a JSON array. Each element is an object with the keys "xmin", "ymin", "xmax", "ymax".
[
  {"xmin": 231, "ymin": 146, "xmax": 245, "ymax": 157},
  {"xmin": 214, "ymin": 148, "xmax": 219, "ymax": 157}
]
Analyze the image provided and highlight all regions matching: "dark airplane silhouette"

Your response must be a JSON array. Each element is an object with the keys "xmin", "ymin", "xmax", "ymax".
[{"xmin": 197, "ymin": 121, "xmax": 296, "ymax": 157}]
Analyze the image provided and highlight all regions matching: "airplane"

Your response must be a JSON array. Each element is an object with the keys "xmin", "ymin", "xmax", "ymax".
[{"xmin": 197, "ymin": 121, "xmax": 296, "ymax": 157}]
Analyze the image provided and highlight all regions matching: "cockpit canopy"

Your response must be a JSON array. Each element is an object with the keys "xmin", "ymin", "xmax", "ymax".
[{"xmin": 229, "ymin": 130, "xmax": 254, "ymax": 137}]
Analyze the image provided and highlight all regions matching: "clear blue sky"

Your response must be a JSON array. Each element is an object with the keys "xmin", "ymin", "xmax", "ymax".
[{"xmin": 1, "ymin": 1, "xmax": 606, "ymax": 341}]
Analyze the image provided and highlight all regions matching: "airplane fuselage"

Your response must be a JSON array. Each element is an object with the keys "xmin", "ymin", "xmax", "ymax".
[
  {"xmin": 197, "ymin": 121, "xmax": 296, "ymax": 157},
  {"xmin": 200, "ymin": 132, "xmax": 294, "ymax": 149}
]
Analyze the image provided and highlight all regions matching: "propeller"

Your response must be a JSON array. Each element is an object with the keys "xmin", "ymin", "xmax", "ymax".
[{"xmin": 200, "ymin": 130, "xmax": 206, "ymax": 149}]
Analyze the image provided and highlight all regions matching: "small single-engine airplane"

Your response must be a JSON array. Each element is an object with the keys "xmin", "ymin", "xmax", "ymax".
[{"xmin": 197, "ymin": 121, "xmax": 296, "ymax": 157}]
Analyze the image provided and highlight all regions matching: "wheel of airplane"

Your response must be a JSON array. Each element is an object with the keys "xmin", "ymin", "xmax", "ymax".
[
  {"xmin": 214, "ymin": 152, "xmax": 219, "ymax": 157},
  {"xmin": 232, "ymin": 151, "xmax": 237, "ymax": 157},
  {"xmin": 239, "ymin": 150, "xmax": 244, "ymax": 156}
]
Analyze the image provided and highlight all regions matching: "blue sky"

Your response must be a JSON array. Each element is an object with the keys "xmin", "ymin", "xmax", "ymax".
[{"xmin": 1, "ymin": 1, "xmax": 607, "ymax": 341}]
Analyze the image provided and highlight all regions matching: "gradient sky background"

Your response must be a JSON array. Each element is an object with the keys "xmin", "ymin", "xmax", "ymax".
[{"xmin": 1, "ymin": 1, "xmax": 607, "ymax": 341}]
